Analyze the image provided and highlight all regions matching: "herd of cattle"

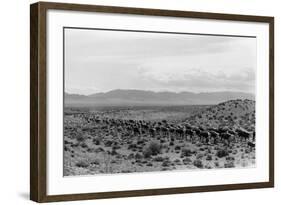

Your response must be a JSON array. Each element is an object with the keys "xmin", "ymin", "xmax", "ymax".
[{"xmin": 68, "ymin": 112, "xmax": 256, "ymax": 149}]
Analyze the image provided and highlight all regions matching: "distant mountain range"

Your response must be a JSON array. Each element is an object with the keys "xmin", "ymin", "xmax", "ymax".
[{"xmin": 65, "ymin": 89, "xmax": 255, "ymax": 106}]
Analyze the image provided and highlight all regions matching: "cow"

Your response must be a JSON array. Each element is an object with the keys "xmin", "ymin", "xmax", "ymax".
[
  {"xmin": 185, "ymin": 128, "xmax": 195, "ymax": 142},
  {"xmin": 199, "ymin": 131, "xmax": 210, "ymax": 144},
  {"xmin": 236, "ymin": 128, "xmax": 250, "ymax": 142},
  {"xmin": 209, "ymin": 130, "xmax": 219, "ymax": 144},
  {"xmin": 247, "ymin": 141, "xmax": 255, "ymax": 151},
  {"xmin": 220, "ymin": 132, "xmax": 232, "ymax": 146}
]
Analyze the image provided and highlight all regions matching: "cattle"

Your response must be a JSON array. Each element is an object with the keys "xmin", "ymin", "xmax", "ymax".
[
  {"xmin": 199, "ymin": 131, "xmax": 210, "ymax": 144},
  {"xmin": 220, "ymin": 132, "xmax": 232, "ymax": 146},
  {"xmin": 247, "ymin": 141, "xmax": 255, "ymax": 151},
  {"xmin": 209, "ymin": 130, "xmax": 219, "ymax": 144},
  {"xmin": 161, "ymin": 126, "xmax": 169, "ymax": 138},
  {"xmin": 236, "ymin": 128, "xmax": 250, "ymax": 142},
  {"xmin": 193, "ymin": 127, "xmax": 201, "ymax": 136},
  {"xmin": 176, "ymin": 126, "xmax": 185, "ymax": 140},
  {"xmin": 217, "ymin": 127, "xmax": 229, "ymax": 134},
  {"xmin": 149, "ymin": 127, "xmax": 156, "ymax": 138},
  {"xmin": 184, "ymin": 123, "xmax": 192, "ymax": 130},
  {"xmin": 185, "ymin": 128, "xmax": 195, "ymax": 142},
  {"xmin": 133, "ymin": 127, "xmax": 141, "ymax": 138}
]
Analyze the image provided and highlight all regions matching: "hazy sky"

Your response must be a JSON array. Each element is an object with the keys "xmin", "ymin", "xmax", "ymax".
[{"xmin": 64, "ymin": 28, "xmax": 256, "ymax": 95}]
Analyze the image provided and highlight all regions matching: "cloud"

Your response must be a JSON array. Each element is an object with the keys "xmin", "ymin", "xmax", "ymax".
[
  {"xmin": 139, "ymin": 65, "xmax": 255, "ymax": 93},
  {"xmin": 65, "ymin": 28, "xmax": 256, "ymax": 94}
]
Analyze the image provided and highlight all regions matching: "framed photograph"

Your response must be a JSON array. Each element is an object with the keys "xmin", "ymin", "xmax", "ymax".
[{"xmin": 30, "ymin": 1, "xmax": 274, "ymax": 202}]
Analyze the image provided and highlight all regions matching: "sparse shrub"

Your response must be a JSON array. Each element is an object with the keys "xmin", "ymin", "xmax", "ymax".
[
  {"xmin": 95, "ymin": 147, "xmax": 104, "ymax": 153},
  {"xmin": 143, "ymin": 148, "xmax": 152, "ymax": 158},
  {"xmin": 91, "ymin": 159, "xmax": 100, "ymax": 165},
  {"xmin": 116, "ymin": 154, "xmax": 122, "ymax": 159},
  {"xmin": 76, "ymin": 135, "xmax": 85, "ymax": 142},
  {"xmin": 199, "ymin": 147, "xmax": 205, "ymax": 151},
  {"xmin": 137, "ymin": 140, "xmax": 144, "ymax": 145},
  {"xmin": 216, "ymin": 149, "xmax": 229, "ymax": 158},
  {"xmin": 205, "ymin": 164, "xmax": 213, "ymax": 169},
  {"xmin": 193, "ymin": 159, "xmax": 203, "ymax": 168},
  {"xmin": 147, "ymin": 162, "xmax": 153, "ymax": 166},
  {"xmin": 104, "ymin": 140, "xmax": 113, "ymax": 147},
  {"xmin": 181, "ymin": 148, "xmax": 195, "ymax": 157},
  {"xmin": 128, "ymin": 143, "xmax": 137, "ymax": 150},
  {"xmin": 169, "ymin": 141, "xmax": 174, "ymax": 146},
  {"xmin": 174, "ymin": 159, "xmax": 181, "ymax": 164},
  {"xmin": 174, "ymin": 145, "xmax": 181, "ymax": 150},
  {"xmin": 161, "ymin": 160, "xmax": 171, "ymax": 167},
  {"xmin": 121, "ymin": 170, "xmax": 131, "ymax": 173},
  {"xmin": 226, "ymin": 156, "xmax": 235, "ymax": 161},
  {"xmin": 111, "ymin": 160, "xmax": 117, "ymax": 164},
  {"xmin": 75, "ymin": 160, "xmax": 89, "ymax": 168},
  {"xmin": 128, "ymin": 153, "xmax": 135, "ymax": 159},
  {"xmin": 135, "ymin": 153, "xmax": 143, "ymax": 159},
  {"xmin": 64, "ymin": 146, "xmax": 70, "ymax": 152},
  {"xmin": 112, "ymin": 144, "xmax": 121, "ymax": 150},
  {"xmin": 80, "ymin": 142, "xmax": 88, "ymax": 148},
  {"xmin": 110, "ymin": 149, "xmax": 118, "ymax": 155},
  {"xmin": 182, "ymin": 157, "xmax": 192, "ymax": 165},
  {"xmin": 93, "ymin": 137, "xmax": 101, "ymax": 145},
  {"xmin": 143, "ymin": 141, "xmax": 161, "ymax": 158},
  {"xmin": 154, "ymin": 156, "xmax": 165, "ymax": 162},
  {"xmin": 241, "ymin": 160, "xmax": 248, "ymax": 167},
  {"xmin": 196, "ymin": 153, "xmax": 204, "ymax": 159},
  {"xmin": 224, "ymin": 161, "xmax": 235, "ymax": 168},
  {"xmin": 87, "ymin": 148, "xmax": 95, "ymax": 153},
  {"xmin": 206, "ymin": 154, "xmax": 212, "ymax": 161}
]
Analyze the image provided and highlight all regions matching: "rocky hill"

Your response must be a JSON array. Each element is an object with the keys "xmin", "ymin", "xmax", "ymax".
[{"xmin": 186, "ymin": 99, "xmax": 255, "ymax": 131}]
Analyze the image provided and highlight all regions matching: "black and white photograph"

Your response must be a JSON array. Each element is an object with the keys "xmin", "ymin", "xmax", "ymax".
[{"xmin": 63, "ymin": 28, "xmax": 256, "ymax": 176}]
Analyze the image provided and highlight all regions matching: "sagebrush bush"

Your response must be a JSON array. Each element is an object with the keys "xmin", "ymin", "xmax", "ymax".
[
  {"xmin": 154, "ymin": 156, "xmax": 165, "ymax": 162},
  {"xmin": 75, "ymin": 160, "xmax": 89, "ymax": 168},
  {"xmin": 143, "ymin": 148, "xmax": 152, "ymax": 158},
  {"xmin": 135, "ymin": 153, "xmax": 143, "ymax": 159},
  {"xmin": 182, "ymin": 157, "xmax": 192, "ymax": 165},
  {"xmin": 216, "ymin": 149, "xmax": 229, "ymax": 158},
  {"xmin": 76, "ymin": 134, "xmax": 85, "ymax": 142},
  {"xmin": 143, "ymin": 141, "xmax": 161, "ymax": 158},
  {"xmin": 206, "ymin": 154, "xmax": 212, "ymax": 161},
  {"xmin": 224, "ymin": 161, "xmax": 235, "ymax": 168},
  {"xmin": 193, "ymin": 159, "xmax": 203, "ymax": 168},
  {"xmin": 181, "ymin": 148, "xmax": 196, "ymax": 157}
]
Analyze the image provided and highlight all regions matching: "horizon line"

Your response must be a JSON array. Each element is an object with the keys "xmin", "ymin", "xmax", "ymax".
[{"xmin": 64, "ymin": 89, "xmax": 255, "ymax": 96}]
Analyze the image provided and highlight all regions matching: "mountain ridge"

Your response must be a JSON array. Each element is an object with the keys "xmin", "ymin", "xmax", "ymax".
[{"xmin": 65, "ymin": 89, "xmax": 255, "ymax": 106}]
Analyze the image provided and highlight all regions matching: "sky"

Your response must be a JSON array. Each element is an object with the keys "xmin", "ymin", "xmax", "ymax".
[{"xmin": 64, "ymin": 28, "xmax": 256, "ymax": 95}]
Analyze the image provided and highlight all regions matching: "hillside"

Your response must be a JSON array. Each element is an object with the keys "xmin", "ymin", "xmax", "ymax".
[
  {"xmin": 185, "ymin": 99, "xmax": 255, "ymax": 131},
  {"xmin": 65, "ymin": 89, "xmax": 255, "ymax": 106}
]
